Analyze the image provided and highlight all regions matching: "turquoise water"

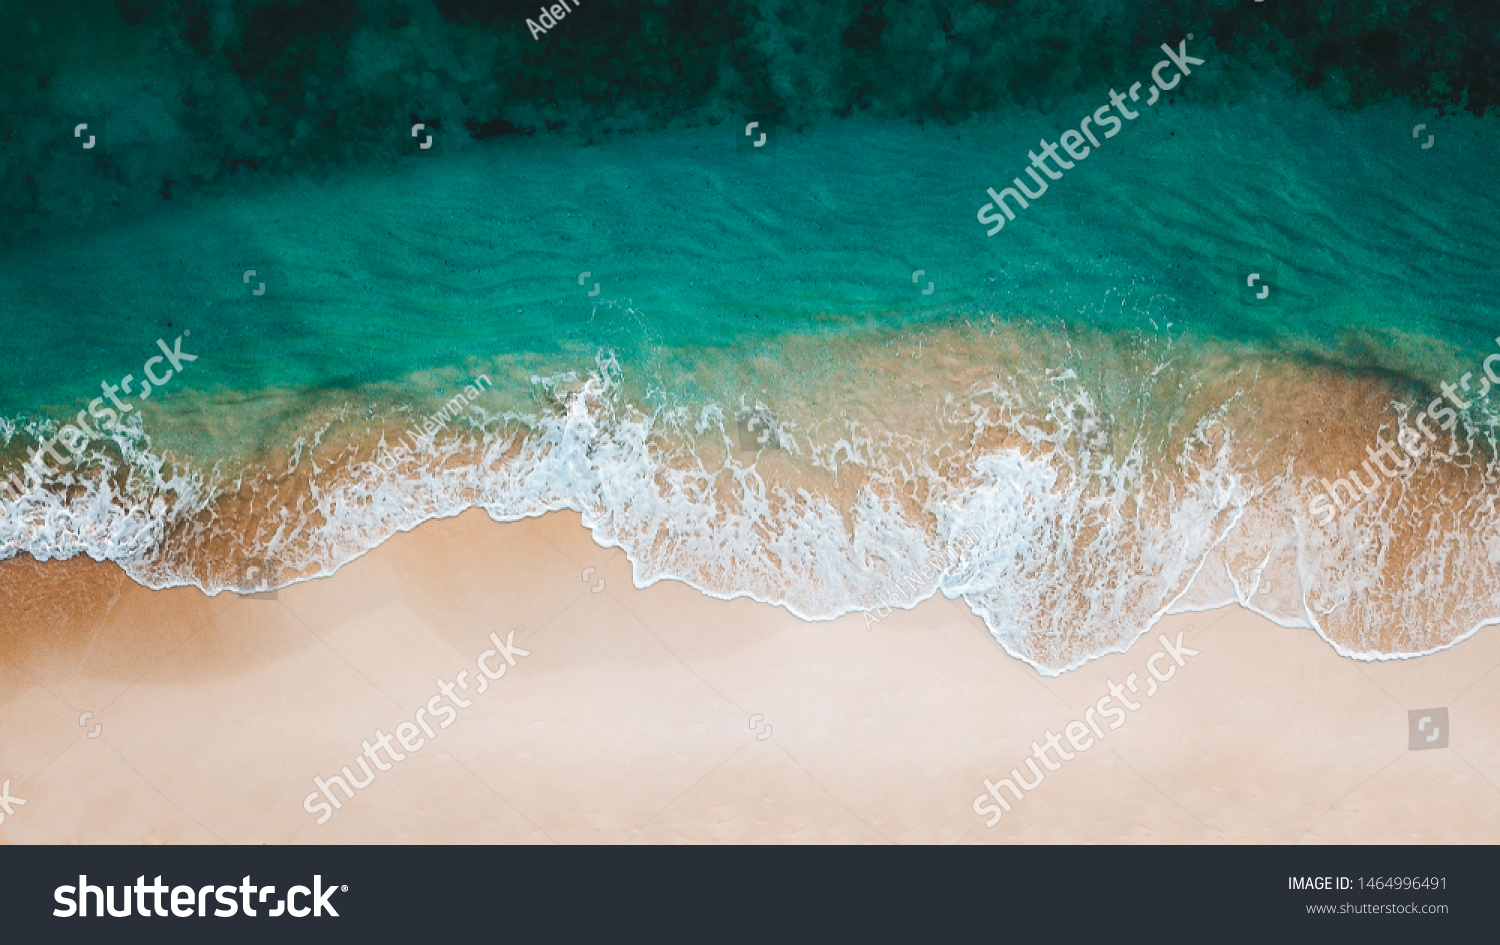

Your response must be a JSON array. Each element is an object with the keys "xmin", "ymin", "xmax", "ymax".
[
  {"xmin": 3, "ymin": 91, "xmax": 1496, "ymax": 419},
  {"xmin": 3, "ymin": 85, "xmax": 1499, "ymax": 672}
]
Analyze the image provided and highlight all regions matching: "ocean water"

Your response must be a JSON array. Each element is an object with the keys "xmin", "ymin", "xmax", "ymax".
[{"xmin": 3, "ymin": 84, "xmax": 1498, "ymax": 673}]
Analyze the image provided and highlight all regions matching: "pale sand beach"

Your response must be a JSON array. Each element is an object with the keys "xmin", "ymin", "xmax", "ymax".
[{"xmin": 2, "ymin": 507, "xmax": 1498, "ymax": 845}]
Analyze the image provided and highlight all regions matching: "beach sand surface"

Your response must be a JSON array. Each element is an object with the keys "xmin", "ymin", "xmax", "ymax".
[{"xmin": 1, "ymin": 508, "xmax": 1497, "ymax": 844}]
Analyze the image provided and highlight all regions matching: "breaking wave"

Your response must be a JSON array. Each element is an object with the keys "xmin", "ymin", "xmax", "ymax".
[{"xmin": 3, "ymin": 334, "xmax": 1498, "ymax": 675}]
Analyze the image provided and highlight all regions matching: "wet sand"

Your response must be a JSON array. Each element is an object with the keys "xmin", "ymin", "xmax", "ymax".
[
  {"xmin": 2, "ymin": 508, "xmax": 1497, "ymax": 844},
  {"xmin": 6, "ymin": 318, "xmax": 1496, "ymax": 670}
]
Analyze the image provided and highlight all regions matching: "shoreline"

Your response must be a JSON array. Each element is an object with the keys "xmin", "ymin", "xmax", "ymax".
[
  {"xmin": 3, "ymin": 508, "xmax": 1498, "ymax": 844},
  {"xmin": 1, "ymin": 321, "xmax": 1497, "ymax": 671}
]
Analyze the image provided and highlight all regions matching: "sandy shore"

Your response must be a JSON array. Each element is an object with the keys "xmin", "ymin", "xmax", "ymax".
[{"xmin": 1, "ymin": 507, "xmax": 1498, "ymax": 844}]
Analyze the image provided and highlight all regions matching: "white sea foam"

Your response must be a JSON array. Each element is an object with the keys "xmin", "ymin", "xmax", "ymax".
[
  {"xmin": 1169, "ymin": 416, "xmax": 1500, "ymax": 664},
  {"xmin": 3, "ymin": 353, "xmax": 1498, "ymax": 675},
  {"xmin": 0, "ymin": 413, "xmax": 213, "ymax": 569}
]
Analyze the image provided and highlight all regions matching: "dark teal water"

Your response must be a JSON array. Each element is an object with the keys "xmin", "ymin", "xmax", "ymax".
[{"xmin": 2, "ymin": 92, "xmax": 1496, "ymax": 423}]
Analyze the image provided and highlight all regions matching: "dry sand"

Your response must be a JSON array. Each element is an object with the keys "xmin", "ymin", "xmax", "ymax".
[{"xmin": 1, "ymin": 508, "xmax": 1498, "ymax": 844}]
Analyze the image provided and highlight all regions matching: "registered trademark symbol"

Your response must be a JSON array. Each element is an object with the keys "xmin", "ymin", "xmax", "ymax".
[{"xmin": 341, "ymin": 885, "xmax": 348, "ymax": 892}]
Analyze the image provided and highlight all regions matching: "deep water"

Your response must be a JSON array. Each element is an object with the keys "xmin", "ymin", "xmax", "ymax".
[{"xmin": 2, "ymin": 91, "xmax": 1497, "ymax": 429}]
